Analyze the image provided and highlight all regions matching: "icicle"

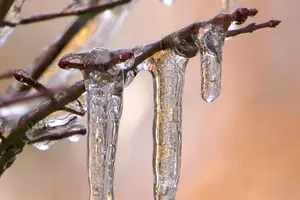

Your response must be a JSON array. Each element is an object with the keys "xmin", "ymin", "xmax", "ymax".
[
  {"xmin": 193, "ymin": 23, "xmax": 227, "ymax": 102},
  {"xmin": 149, "ymin": 49, "xmax": 189, "ymax": 200},
  {"xmin": 161, "ymin": 0, "xmax": 177, "ymax": 6},
  {"xmin": 59, "ymin": 47, "xmax": 136, "ymax": 200},
  {"xmin": 0, "ymin": 0, "xmax": 26, "ymax": 47}
]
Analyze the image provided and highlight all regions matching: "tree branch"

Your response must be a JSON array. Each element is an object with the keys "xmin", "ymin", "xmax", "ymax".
[
  {"xmin": 2, "ymin": 0, "xmax": 131, "ymax": 27},
  {"xmin": 0, "ymin": 7, "xmax": 281, "ymax": 177}
]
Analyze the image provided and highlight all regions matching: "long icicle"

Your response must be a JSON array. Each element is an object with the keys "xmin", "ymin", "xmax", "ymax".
[
  {"xmin": 149, "ymin": 49, "xmax": 188, "ymax": 200},
  {"xmin": 58, "ymin": 47, "xmax": 136, "ymax": 200},
  {"xmin": 85, "ymin": 74, "xmax": 121, "ymax": 200}
]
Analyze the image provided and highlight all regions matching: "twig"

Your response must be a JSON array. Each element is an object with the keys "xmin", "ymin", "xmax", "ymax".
[
  {"xmin": 0, "ymin": 86, "xmax": 66, "ymax": 108},
  {"xmin": 6, "ymin": 0, "xmax": 131, "ymax": 94},
  {"xmin": 2, "ymin": 0, "xmax": 131, "ymax": 27},
  {"xmin": 226, "ymin": 20, "xmax": 281, "ymax": 37},
  {"xmin": 27, "ymin": 126, "xmax": 86, "ymax": 144},
  {"xmin": 0, "ymin": 70, "xmax": 15, "ymax": 80},
  {"xmin": 14, "ymin": 70, "xmax": 57, "ymax": 103}
]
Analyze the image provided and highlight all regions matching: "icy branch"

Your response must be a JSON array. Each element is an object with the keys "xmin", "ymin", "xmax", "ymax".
[{"xmin": 0, "ymin": 7, "xmax": 280, "ymax": 177}]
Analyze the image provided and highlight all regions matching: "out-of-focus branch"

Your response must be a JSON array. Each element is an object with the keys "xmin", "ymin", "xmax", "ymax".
[
  {"xmin": 2, "ymin": 0, "xmax": 131, "ymax": 27},
  {"xmin": 0, "ymin": 80, "xmax": 85, "ymax": 176},
  {"xmin": 0, "ymin": 0, "xmax": 15, "ymax": 22},
  {"xmin": 7, "ymin": 0, "xmax": 131, "ymax": 94},
  {"xmin": 0, "ymin": 7, "xmax": 281, "ymax": 177}
]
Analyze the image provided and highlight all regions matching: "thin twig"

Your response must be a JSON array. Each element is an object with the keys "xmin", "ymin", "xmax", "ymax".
[
  {"xmin": 0, "ymin": 70, "xmax": 15, "ymax": 80},
  {"xmin": 2, "ymin": 0, "xmax": 131, "ymax": 27},
  {"xmin": 0, "ymin": 87, "xmax": 65, "ymax": 108},
  {"xmin": 27, "ymin": 127, "xmax": 86, "ymax": 144}
]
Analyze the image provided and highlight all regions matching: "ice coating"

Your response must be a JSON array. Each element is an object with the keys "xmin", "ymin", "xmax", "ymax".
[
  {"xmin": 26, "ymin": 110, "xmax": 83, "ymax": 149},
  {"xmin": 0, "ymin": 0, "xmax": 26, "ymax": 47},
  {"xmin": 58, "ymin": 47, "xmax": 135, "ymax": 200},
  {"xmin": 149, "ymin": 49, "xmax": 188, "ymax": 200},
  {"xmin": 194, "ymin": 23, "xmax": 227, "ymax": 102}
]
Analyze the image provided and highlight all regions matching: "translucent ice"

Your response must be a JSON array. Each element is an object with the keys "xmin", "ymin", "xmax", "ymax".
[
  {"xmin": 149, "ymin": 49, "xmax": 188, "ymax": 200},
  {"xmin": 194, "ymin": 23, "xmax": 227, "ymax": 102}
]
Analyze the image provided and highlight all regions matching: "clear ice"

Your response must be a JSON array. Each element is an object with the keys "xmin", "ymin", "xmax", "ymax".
[
  {"xmin": 221, "ymin": 0, "xmax": 241, "ymax": 13},
  {"xmin": 194, "ymin": 23, "xmax": 227, "ymax": 102},
  {"xmin": 149, "ymin": 49, "xmax": 188, "ymax": 200},
  {"xmin": 0, "ymin": 0, "xmax": 26, "ymax": 47},
  {"xmin": 161, "ymin": 0, "xmax": 177, "ymax": 6},
  {"xmin": 59, "ymin": 47, "xmax": 136, "ymax": 200}
]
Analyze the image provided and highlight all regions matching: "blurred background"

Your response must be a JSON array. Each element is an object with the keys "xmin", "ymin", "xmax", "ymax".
[{"xmin": 0, "ymin": 0, "xmax": 300, "ymax": 199}]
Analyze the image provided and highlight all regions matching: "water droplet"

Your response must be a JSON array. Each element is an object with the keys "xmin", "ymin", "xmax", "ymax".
[
  {"xmin": 33, "ymin": 141, "xmax": 56, "ymax": 151},
  {"xmin": 68, "ymin": 134, "xmax": 81, "ymax": 142}
]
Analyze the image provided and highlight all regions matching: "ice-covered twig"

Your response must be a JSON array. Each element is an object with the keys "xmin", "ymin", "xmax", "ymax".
[
  {"xmin": 1, "ymin": 0, "xmax": 131, "ymax": 27},
  {"xmin": 27, "ymin": 124, "xmax": 86, "ymax": 144}
]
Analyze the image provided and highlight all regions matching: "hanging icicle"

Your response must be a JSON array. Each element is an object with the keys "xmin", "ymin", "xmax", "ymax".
[
  {"xmin": 193, "ymin": 23, "xmax": 227, "ymax": 102},
  {"xmin": 58, "ymin": 47, "xmax": 136, "ymax": 200},
  {"xmin": 149, "ymin": 48, "xmax": 189, "ymax": 200}
]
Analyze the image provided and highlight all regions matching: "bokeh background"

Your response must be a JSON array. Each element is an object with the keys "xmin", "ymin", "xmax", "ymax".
[{"xmin": 1, "ymin": 0, "xmax": 300, "ymax": 199}]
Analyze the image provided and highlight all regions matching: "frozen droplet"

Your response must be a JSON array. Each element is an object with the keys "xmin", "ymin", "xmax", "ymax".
[
  {"xmin": 32, "ymin": 141, "xmax": 56, "ymax": 151},
  {"xmin": 161, "ymin": 0, "xmax": 176, "ymax": 6},
  {"xmin": 149, "ymin": 50, "xmax": 188, "ymax": 200},
  {"xmin": 68, "ymin": 134, "xmax": 81, "ymax": 142},
  {"xmin": 193, "ymin": 23, "xmax": 227, "ymax": 102}
]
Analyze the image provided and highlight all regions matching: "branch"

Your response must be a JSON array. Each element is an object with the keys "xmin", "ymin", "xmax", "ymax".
[
  {"xmin": 0, "ymin": 80, "xmax": 85, "ymax": 176},
  {"xmin": 226, "ymin": 20, "xmax": 281, "ymax": 37},
  {"xmin": 0, "ymin": 0, "xmax": 15, "ymax": 22},
  {"xmin": 6, "ymin": 0, "xmax": 131, "ymax": 94},
  {"xmin": 0, "ymin": 7, "xmax": 281, "ymax": 176},
  {"xmin": 2, "ymin": 0, "xmax": 131, "ymax": 27},
  {"xmin": 27, "ymin": 125, "xmax": 86, "ymax": 144}
]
